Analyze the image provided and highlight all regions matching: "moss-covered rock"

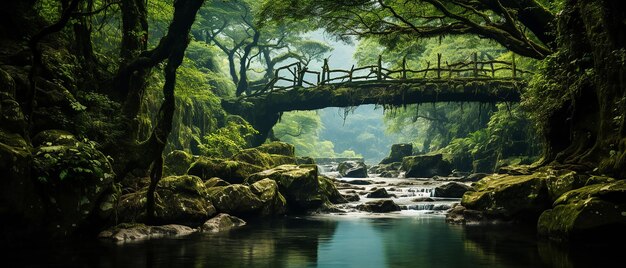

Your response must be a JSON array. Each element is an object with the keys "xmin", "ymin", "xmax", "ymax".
[
  {"xmin": 256, "ymin": 141, "xmax": 295, "ymax": 156},
  {"xmin": 380, "ymin": 143, "xmax": 412, "ymax": 164},
  {"xmin": 207, "ymin": 184, "xmax": 263, "ymax": 217},
  {"xmin": 296, "ymin": 156, "xmax": 315, "ymax": 165},
  {"xmin": 111, "ymin": 175, "xmax": 215, "ymax": 227},
  {"xmin": 98, "ymin": 223, "xmax": 196, "ymax": 243},
  {"xmin": 401, "ymin": 154, "xmax": 452, "ymax": 178},
  {"xmin": 337, "ymin": 161, "xmax": 368, "ymax": 178},
  {"xmin": 204, "ymin": 177, "xmax": 230, "ymax": 188},
  {"xmin": 461, "ymin": 173, "xmax": 551, "ymax": 223},
  {"xmin": 231, "ymin": 148, "xmax": 296, "ymax": 169},
  {"xmin": 250, "ymin": 179, "xmax": 287, "ymax": 216},
  {"xmin": 164, "ymin": 150, "xmax": 195, "ymax": 176},
  {"xmin": 537, "ymin": 180, "xmax": 626, "ymax": 241},
  {"xmin": 247, "ymin": 164, "xmax": 323, "ymax": 211},
  {"xmin": 319, "ymin": 176, "xmax": 348, "ymax": 204},
  {"xmin": 201, "ymin": 213, "xmax": 246, "ymax": 233},
  {"xmin": 31, "ymin": 130, "xmax": 115, "ymax": 236},
  {"xmin": 357, "ymin": 200, "xmax": 401, "ymax": 213},
  {"xmin": 187, "ymin": 157, "xmax": 264, "ymax": 184},
  {"xmin": 434, "ymin": 182, "xmax": 471, "ymax": 198}
]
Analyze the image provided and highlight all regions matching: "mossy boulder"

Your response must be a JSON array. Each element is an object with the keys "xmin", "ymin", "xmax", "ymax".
[
  {"xmin": 98, "ymin": 223, "xmax": 196, "ymax": 243},
  {"xmin": 256, "ymin": 142, "xmax": 295, "ymax": 156},
  {"xmin": 357, "ymin": 200, "xmax": 401, "ymax": 213},
  {"xmin": 434, "ymin": 182, "xmax": 471, "ymax": 198},
  {"xmin": 338, "ymin": 161, "xmax": 368, "ymax": 178},
  {"xmin": 369, "ymin": 162, "xmax": 402, "ymax": 175},
  {"xmin": 111, "ymin": 175, "xmax": 215, "ymax": 227},
  {"xmin": 247, "ymin": 164, "xmax": 323, "ymax": 211},
  {"xmin": 231, "ymin": 148, "xmax": 296, "ymax": 169},
  {"xmin": 380, "ymin": 143, "xmax": 412, "ymax": 164},
  {"xmin": 32, "ymin": 130, "xmax": 115, "ymax": 236},
  {"xmin": 249, "ymin": 179, "xmax": 288, "ymax": 216},
  {"xmin": 207, "ymin": 185, "xmax": 264, "ymax": 217},
  {"xmin": 537, "ymin": 180, "xmax": 626, "ymax": 241},
  {"xmin": 187, "ymin": 157, "xmax": 264, "ymax": 184},
  {"xmin": 201, "ymin": 213, "xmax": 246, "ymax": 233},
  {"xmin": 319, "ymin": 176, "xmax": 348, "ymax": 204},
  {"xmin": 164, "ymin": 150, "xmax": 195, "ymax": 176},
  {"xmin": 204, "ymin": 177, "xmax": 230, "ymax": 188},
  {"xmin": 296, "ymin": 156, "xmax": 315, "ymax": 165},
  {"xmin": 401, "ymin": 154, "xmax": 452, "ymax": 178},
  {"xmin": 461, "ymin": 173, "xmax": 551, "ymax": 223}
]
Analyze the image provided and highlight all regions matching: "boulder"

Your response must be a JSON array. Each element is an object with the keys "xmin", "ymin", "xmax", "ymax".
[
  {"xmin": 337, "ymin": 161, "xmax": 368, "ymax": 178},
  {"xmin": 537, "ymin": 180, "xmax": 626, "ymax": 241},
  {"xmin": 366, "ymin": 188, "xmax": 392, "ymax": 198},
  {"xmin": 296, "ymin": 156, "xmax": 315, "ymax": 165},
  {"xmin": 461, "ymin": 173, "xmax": 551, "ymax": 223},
  {"xmin": 544, "ymin": 170, "xmax": 614, "ymax": 202},
  {"xmin": 32, "ymin": 130, "xmax": 115, "ymax": 236},
  {"xmin": 247, "ymin": 165, "xmax": 323, "ymax": 210},
  {"xmin": 164, "ymin": 150, "xmax": 195, "ymax": 176},
  {"xmin": 357, "ymin": 200, "xmax": 401, "ymax": 213},
  {"xmin": 434, "ymin": 182, "xmax": 471, "ymax": 198},
  {"xmin": 207, "ymin": 184, "xmax": 264, "ymax": 217},
  {"xmin": 343, "ymin": 194, "xmax": 360, "ymax": 202},
  {"xmin": 249, "ymin": 179, "xmax": 287, "ymax": 216},
  {"xmin": 204, "ymin": 177, "xmax": 230, "ymax": 188},
  {"xmin": 231, "ymin": 147, "xmax": 296, "ymax": 169},
  {"xmin": 380, "ymin": 143, "xmax": 413, "ymax": 164},
  {"xmin": 462, "ymin": 173, "xmax": 490, "ymax": 182},
  {"xmin": 342, "ymin": 179, "xmax": 374, "ymax": 185},
  {"xmin": 401, "ymin": 154, "xmax": 452, "ymax": 178},
  {"xmin": 187, "ymin": 158, "xmax": 264, "ymax": 184},
  {"xmin": 319, "ymin": 176, "xmax": 348, "ymax": 204},
  {"xmin": 98, "ymin": 223, "xmax": 195, "ymax": 243},
  {"xmin": 110, "ymin": 175, "xmax": 216, "ymax": 227},
  {"xmin": 201, "ymin": 213, "xmax": 246, "ymax": 233},
  {"xmin": 255, "ymin": 142, "xmax": 295, "ymax": 156},
  {"xmin": 380, "ymin": 170, "xmax": 400, "ymax": 178}
]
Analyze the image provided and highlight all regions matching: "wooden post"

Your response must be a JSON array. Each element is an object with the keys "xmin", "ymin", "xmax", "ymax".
[
  {"xmin": 402, "ymin": 56, "xmax": 407, "ymax": 79},
  {"xmin": 349, "ymin": 65, "xmax": 355, "ymax": 82},
  {"xmin": 321, "ymin": 58, "xmax": 328, "ymax": 85},
  {"xmin": 377, "ymin": 55, "xmax": 382, "ymax": 80},
  {"xmin": 512, "ymin": 54, "xmax": 517, "ymax": 78},
  {"xmin": 473, "ymin": 52, "xmax": 478, "ymax": 77},
  {"xmin": 437, "ymin": 53, "xmax": 441, "ymax": 79}
]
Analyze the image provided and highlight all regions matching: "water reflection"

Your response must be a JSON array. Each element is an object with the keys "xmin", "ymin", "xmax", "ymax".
[{"xmin": 6, "ymin": 216, "xmax": 622, "ymax": 267}]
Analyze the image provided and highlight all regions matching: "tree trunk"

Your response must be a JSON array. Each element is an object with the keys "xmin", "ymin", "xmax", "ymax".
[{"xmin": 236, "ymin": 30, "xmax": 260, "ymax": 96}]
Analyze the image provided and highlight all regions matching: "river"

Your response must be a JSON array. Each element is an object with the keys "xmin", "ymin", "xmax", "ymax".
[{"xmin": 6, "ymin": 173, "xmax": 621, "ymax": 267}]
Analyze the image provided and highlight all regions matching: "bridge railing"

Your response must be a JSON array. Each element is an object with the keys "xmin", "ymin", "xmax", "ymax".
[{"xmin": 249, "ymin": 52, "xmax": 532, "ymax": 95}]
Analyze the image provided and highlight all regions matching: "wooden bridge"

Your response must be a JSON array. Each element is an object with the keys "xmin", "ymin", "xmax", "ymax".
[{"xmin": 222, "ymin": 53, "xmax": 531, "ymax": 145}]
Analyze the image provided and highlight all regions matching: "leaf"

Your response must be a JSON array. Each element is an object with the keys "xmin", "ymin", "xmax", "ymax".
[{"xmin": 59, "ymin": 170, "xmax": 68, "ymax": 180}]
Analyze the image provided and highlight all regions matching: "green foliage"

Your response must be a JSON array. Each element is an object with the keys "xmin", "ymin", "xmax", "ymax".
[{"xmin": 199, "ymin": 121, "xmax": 259, "ymax": 158}]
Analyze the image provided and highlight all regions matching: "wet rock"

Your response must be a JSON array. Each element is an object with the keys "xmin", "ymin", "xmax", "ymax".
[
  {"xmin": 401, "ymin": 154, "xmax": 452, "ymax": 178},
  {"xmin": 343, "ymin": 194, "xmax": 360, "ymax": 202},
  {"xmin": 319, "ymin": 176, "xmax": 348, "ymax": 204},
  {"xmin": 537, "ymin": 180, "xmax": 626, "ymax": 241},
  {"xmin": 98, "ymin": 223, "xmax": 195, "ymax": 243},
  {"xmin": 366, "ymin": 188, "xmax": 392, "ymax": 198},
  {"xmin": 111, "ymin": 175, "xmax": 216, "ymax": 227},
  {"xmin": 249, "ymin": 179, "xmax": 287, "ymax": 216},
  {"xmin": 187, "ymin": 158, "xmax": 264, "ymax": 184},
  {"xmin": 204, "ymin": 177, "xmax": 230, "ymax": 188},
  {"xmin": 207, "ymin": 184, "xmax": 264, "ymax": 217},
  {"xmin": 342, "ymin": 179, "xmax": 374, "ymax": 185},
  {"xmin": 247, "ymin": 165, "xmax": 323, "ymax": 210},
  {"xmin": 163, "ymin": 150, "xmax": 195, "ymax": 176},
  {"xmin": 357, "ymin": 200, "xmax": 401, "ymax": 213},
  {"xmin": 461, "ymin": 173, "xmax": 551, "ymax": 223},
  {"xmin": 337, "ymin": 161, "xmax": 368, "ymax": 178},
  {"xmin": 463, "ymin": 173, "xmax": 490, "ymax": 182},
  {"xmin": 434, "ymin": 182, "xmax": 471, "ymax": 198},
  {"xmin": 412, "ymin": 197, "xmax": 435, "ymax": 202},
  {"xmin": 380, "ymin": 144, "xmax": 413, "ymax": 165},
  {"xmin": 201, "ymin": 213, "xmax": 246, "ymax": 233},
  {"xmin": 380, "ymin": 170, "xmax": 400, "ymax": 178}
]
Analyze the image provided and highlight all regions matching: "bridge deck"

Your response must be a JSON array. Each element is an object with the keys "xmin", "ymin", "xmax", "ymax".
[{"xmin": 224, "ymin": 78, "xmax": 524, "ymax": 114}]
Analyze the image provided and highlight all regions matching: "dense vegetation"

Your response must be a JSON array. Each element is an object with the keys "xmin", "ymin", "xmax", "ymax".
[{"xmin": 0, "ymin": 0, "xmax": 624, "ymax": 245}]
